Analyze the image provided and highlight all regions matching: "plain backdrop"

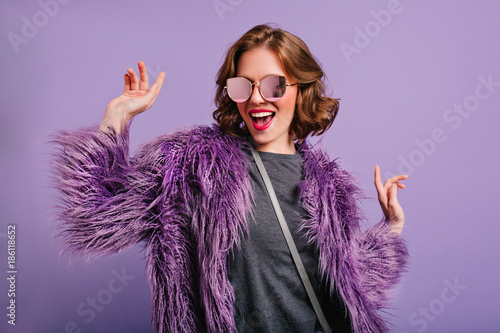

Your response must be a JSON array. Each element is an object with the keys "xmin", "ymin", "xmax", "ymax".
[{"xmin": 1, "ymin": 1, "xmax": 499, "ymax": 332}]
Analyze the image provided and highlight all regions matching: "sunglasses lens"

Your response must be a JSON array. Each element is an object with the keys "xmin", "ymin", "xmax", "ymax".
[
  {"xmin": 261, "ymin": 75, "xmax": 286, "ymax": 102},
  {"xmin": 226, "ymin": 77, "xmax": 251, "ymax": 103}
]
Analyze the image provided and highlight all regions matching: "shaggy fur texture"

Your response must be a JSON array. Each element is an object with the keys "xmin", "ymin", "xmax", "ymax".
[{"xmin": 51, "ymin": 124, "xmax": 408, "ymax": 332}]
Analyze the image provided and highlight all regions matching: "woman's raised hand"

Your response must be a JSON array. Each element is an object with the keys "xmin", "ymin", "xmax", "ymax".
[
  {"xmin": 100, "ymin": 60, "xmax": 165, "ymax": 133},
  {"xmin": 374, "ymin": 165, "xmax": 408, "ymax": 234}
]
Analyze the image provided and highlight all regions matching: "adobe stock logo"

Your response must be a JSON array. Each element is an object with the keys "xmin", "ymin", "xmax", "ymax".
[
  {"xmin": 50, "ymin": 267, "xmax": 135, "ymax": 333},
  {"xmin": 384, "ymin": 74, "xmax": 499, "ymax": 180},
  {"xmin": 213, "ymin": 0, "xmax": 243, "ymax": 21},
  {"xmin": 339, "ymin": 0, "xmax": 404, "ymax": 64},
  {"xmin": 7, "ymin": 0, "xmax": 73, "ymax": 54},
  {"xmin": 146, "ymin": 63, "xmax": 170, "ymax": 83},
  {"xmin": 401, "ymin": 277, "xmax": 467, "ymax": 333}
]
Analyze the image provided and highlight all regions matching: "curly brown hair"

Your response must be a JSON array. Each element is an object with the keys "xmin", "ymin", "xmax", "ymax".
[{"xmin": 213, "ymin": 24, "xmax": 339, "ymax": 141}]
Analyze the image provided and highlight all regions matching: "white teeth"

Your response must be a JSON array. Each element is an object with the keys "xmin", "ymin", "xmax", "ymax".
[{"xmin": 250, "ymin": 112, "xmax": 274, "ymax": 118}]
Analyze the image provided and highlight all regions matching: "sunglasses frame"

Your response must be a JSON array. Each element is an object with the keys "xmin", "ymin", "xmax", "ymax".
[{"xmin": 224, "ymin": 74, "xmax": 298, "ymax": 103}]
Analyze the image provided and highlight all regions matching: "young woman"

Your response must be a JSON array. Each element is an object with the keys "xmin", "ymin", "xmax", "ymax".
[{"xmin": 52, "ymin": 24, "xmax": 408, "ymax": 332}]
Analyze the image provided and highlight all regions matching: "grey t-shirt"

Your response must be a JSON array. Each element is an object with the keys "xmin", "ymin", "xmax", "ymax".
[{"xmin": 227, "ymin": 149, "xmax": 351, "ymax": 332}]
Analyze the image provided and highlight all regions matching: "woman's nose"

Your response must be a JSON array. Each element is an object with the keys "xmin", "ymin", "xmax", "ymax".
[{"xmin": 248, "ymin": 83, "xmax": 265, "ymax": 105}]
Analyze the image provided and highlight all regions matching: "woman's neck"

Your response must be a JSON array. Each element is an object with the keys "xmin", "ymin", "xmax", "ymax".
[{"xmin": 250, "ymin": 136, "xmax": 296, "ymax": 154}]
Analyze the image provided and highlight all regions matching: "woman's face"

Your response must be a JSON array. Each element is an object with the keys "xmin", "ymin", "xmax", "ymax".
[{"xmin": 236, "ymin": 47, "xmax": 298, "ymax": 154}]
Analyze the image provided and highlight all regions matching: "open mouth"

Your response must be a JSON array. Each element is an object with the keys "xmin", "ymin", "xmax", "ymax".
[{"xmin": 250, "ymin": 111, "xmax": 276, "ymax": 130}]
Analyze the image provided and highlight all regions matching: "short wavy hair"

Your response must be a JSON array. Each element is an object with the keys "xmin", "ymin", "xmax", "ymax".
[{"xmin": 213, "ymin": 24, "xmax": 339, "ymax": 141}]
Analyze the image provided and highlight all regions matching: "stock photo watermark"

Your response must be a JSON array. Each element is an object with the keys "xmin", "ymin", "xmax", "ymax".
[
  {"xmin": 50, "ymin": 267, "xmax": 135, "ymax": 333},
  {"xmin": 146, "ymin": 64, "xmax": 169, "ymax": 83},
  {"xmin": 213, "ymin": 0, "xmax": 243, "ymax": 22},
  {"xmin": 400, "ymin": 277, "xmax": 467, "ymax": 333},
  {"xmin": 7, "ymin": 0, "xmax": 73, "ymax": 54},
  {"xmin": 384, "ymin": 74, "xmax": 499, "ymax": 179},
  {"xmin": 6, "ymin": 225, "xmax": 17, "ymax": 326},
  {"xmin": 339, "ymin": 0, "xmax": 406, "ymax": 64}
]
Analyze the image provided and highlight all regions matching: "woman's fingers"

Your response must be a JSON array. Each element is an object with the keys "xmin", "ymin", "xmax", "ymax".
[
  {"xmin": 128, "ymin": 67, "xmax": 140, "ymax": 90},
  {"xmin": 143, "ymin": 71, "xmax": 166, "ymax": 109},
  {"xmin": 155, "ymin": 71, "xmax": 165, "ymax": 91},
  {"xmin": 374, "ymin": 165, "xmax": 388, "ymax": 216},
  {"xmin": 124, "ymin": 61, "xmax": 154, "ymax": 92},
  {"xmin": 383, "ymin": 175, "xmax": 408, "ymax": 190},
  {"xmin": 119, "ymin": 62, "xmax": 165, "ymax": 115},
  {"xmin": 374, "ymin": 165, "xmax": 385, "ymax": 192},
  {"xmin": 389, "ymin": 184, "xmax": 400, "ymax": 205},
  {"xmin": 385, "ymin": 174, "xmax": 408, "ymax": 184},
  {"xmin": 138, "ymin": 60, "xmax": 149, "ymax": 91},
  {"xmin": 104, "ymin": 62, "xmax": 164, "ymax": 133},
  {"xmin": 374, "ymin": 165, "xmax": 407, "ymax": 229},
  {"xmin": 123, "ymin": 73, "xmax": 131, "ymax": 92},
  {"xmin": 375, "ymin": 165, "xmax": 408, "ymax": 205}
]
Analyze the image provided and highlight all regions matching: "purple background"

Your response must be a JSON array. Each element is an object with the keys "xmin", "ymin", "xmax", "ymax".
[{"xmin": 1, "ymin": 0, "xmax": 499, "ymax": 332}]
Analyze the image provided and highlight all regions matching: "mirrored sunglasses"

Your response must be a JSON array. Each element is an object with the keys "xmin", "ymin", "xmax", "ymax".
[{"xmin": 225, "ymin": 75, "xmax": 298, "ymax": 103}]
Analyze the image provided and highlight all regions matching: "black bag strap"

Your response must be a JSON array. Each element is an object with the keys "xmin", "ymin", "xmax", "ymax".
[{"xmin": 250, "ymin": 147, "xmax": 332, "ymax": 333}]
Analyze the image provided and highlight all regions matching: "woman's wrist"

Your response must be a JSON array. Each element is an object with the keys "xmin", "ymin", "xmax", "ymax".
[
  {"xmin": 389, "ymin": 217, "xmax": 405, "ymax": 234},
  {"xmin": 100, "ymin": 106, "xmax": 128, "ymax": 134}
]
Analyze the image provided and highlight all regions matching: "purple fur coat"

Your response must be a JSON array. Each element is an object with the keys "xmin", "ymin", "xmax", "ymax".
[{"xmin": 51, "ymin": 124, "xmax": 408, "ymax": 332}]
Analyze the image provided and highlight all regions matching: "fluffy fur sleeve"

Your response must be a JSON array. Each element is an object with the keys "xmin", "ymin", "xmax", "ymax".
[
  {"xmin": 330, "ymin": 163, "xmax": 409, "ymax": 306},
  {"xmin": 356, "ymin": 218, "xmax": 409, "ymax": 306},
  {"xmin": 298, "ymin": 142, "xmax": 408, "ymax": 332},
  {"xmin": 50, "ymin": 124, "xmax": 215, "ymax": 331},
  {"xmin": 334, "ymin": 165, "xmax": 409, "ymax": 332},
  {"xmin": 50, "ymin": 125, "xmax": 166, "ymax": 260}
]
